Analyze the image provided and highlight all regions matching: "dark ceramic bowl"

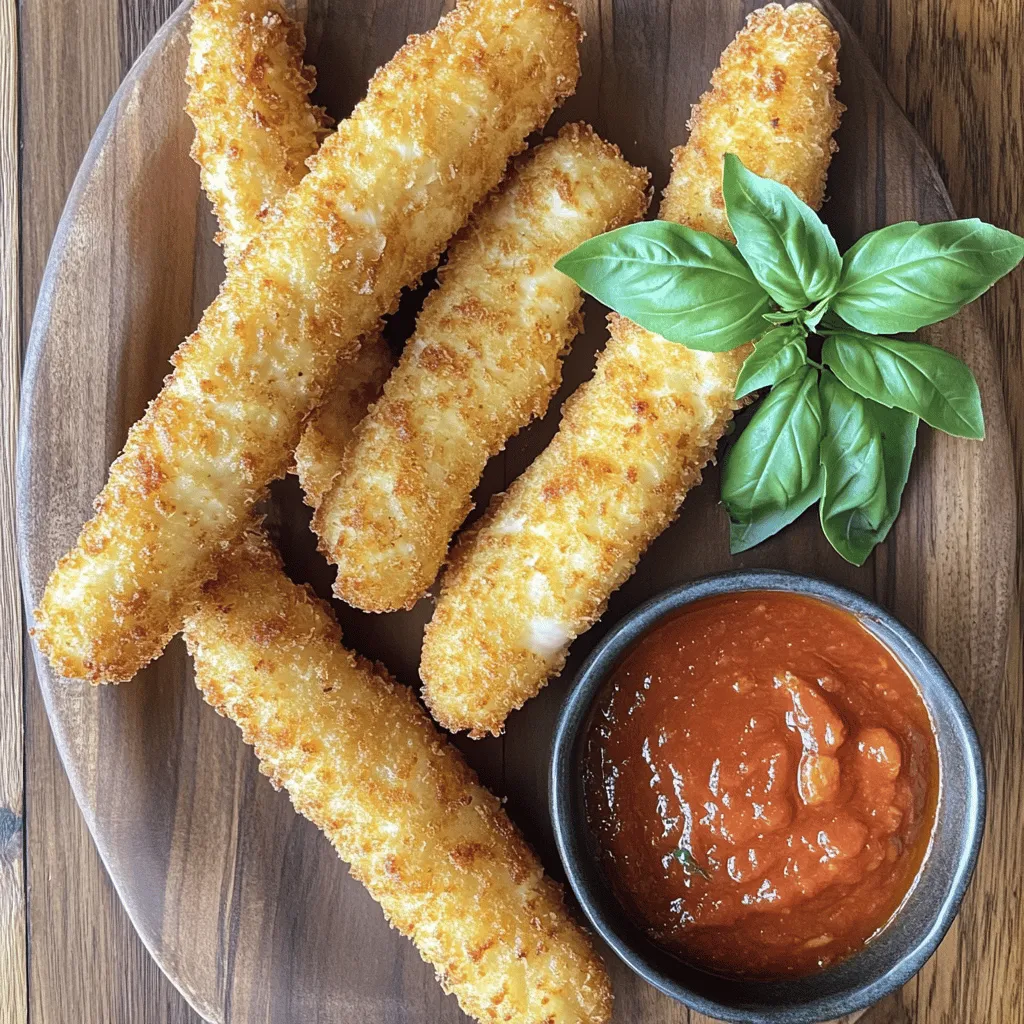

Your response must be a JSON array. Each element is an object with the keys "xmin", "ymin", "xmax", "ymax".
[{"xmin": 550, "ymin": 570, "xmax": 985, "ymax": 1024}]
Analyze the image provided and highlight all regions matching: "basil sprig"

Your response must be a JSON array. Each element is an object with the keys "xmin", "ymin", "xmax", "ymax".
[{"xmin": 556, "ymin": 156, "xmax": 1024, "ymax": 565}]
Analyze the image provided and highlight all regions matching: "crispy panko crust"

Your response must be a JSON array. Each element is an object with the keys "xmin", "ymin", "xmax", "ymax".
[
  {"xmin": 661, "ymin": 1, "xmax": 843, "ymax": 233},
  {"xmin": 293, "ymin": 337, "xmax": 395, "ymax": 506},
  {"xmin": 312, "ymin": 123, "xmax": 650, "ymax": 612},
  {"xmin": 182, "ymin": 530, "xmax": 612, "ymax": 1024},
  {"xmin": 186, "ymin": 0, "xmax": 329, "ymax": 261},
  {"xmin": 421, "ymin": 2, "xmax": 842, "ymax": 737},
  {"xmin": 34, "ymin": 0, "xmax": 582, "ymax": 683}
]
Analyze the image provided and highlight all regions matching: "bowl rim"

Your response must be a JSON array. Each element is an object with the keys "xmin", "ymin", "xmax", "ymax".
[{"xmin": 549, "ymin": 569, "xmax": 986, "ymax": 1024}]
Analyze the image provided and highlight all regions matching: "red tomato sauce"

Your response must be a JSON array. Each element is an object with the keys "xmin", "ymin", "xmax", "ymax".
[{"xmin": 583, "ymin": 590, "xmax": 939, "ymax": 980}]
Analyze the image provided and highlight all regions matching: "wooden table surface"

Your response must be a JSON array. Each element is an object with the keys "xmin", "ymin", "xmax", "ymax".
[{"xmin": 1, "ymin": 1, "xmax": 1021, "ymax": 1022}]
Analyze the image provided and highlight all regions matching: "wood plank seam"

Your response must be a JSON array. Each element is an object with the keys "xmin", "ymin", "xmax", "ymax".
[{"xmin": 0, "ymin": 0, "xmax": 26, "ymax": 1022}]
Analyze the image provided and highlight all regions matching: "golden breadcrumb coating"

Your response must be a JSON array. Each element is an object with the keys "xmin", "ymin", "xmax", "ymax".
[
  {"xmin": 293, "ymin": 338, "xmax": 395, "ymax": 506},
  {"xmin": 182, "ymin": 531, "xmax": 612, "ymax": 1024},
  {"xmin": 660, "ymin": 2, "xmax": 842, "ymax": 233},
  {"xmin": 313, "ymin": 124, "xmax": 650, "ymax": 612},
  {"xmin": 186, "ymin": 0, "xmax": 329, "ymax": 261},
  {"xmin": 34, "ymin": 0, "xmax": 582, "ymax": 683},
  {"xmin": 421, "ymin": 2, "xmax": 842, "ymax": 736}
]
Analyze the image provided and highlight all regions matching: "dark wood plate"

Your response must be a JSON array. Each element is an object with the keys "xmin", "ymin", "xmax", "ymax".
[{"xmin": 17, "ymin": 1, "xmax": 1015, "ymax": 1021}]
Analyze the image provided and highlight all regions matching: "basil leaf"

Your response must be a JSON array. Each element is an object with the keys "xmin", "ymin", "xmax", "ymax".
[
  {"xmin": 833, "ymin": 219, "xmax": 1024, "ymax": 333},
  {"xmin": 802, "ymin": 298, "xmax": 830, "ymax": 332},
  {"xmin": 763, "ymin": 310, "xmax": 800, "ymax": 325},
  {"xmin": 722, "ymin": 153, "xmax": 842, "ymax": 310},
  {"xmin": 822, "ymin": 330, "xmax": 984, "ymax": 439},
  {"xmin": 671, "ymin": 847, "xmax": 711, "ymax": 881},
  {"xmin": 763, "ymin": 299, "xmax": 829, "ymax": 330},
  {"xmin": 722, "ymin": 367, "xmax": 822, "ymax": 548},
  {"xmin": 818, "ymin": 373, "xmax": 918, "ymax": 565},
  {"xmin": 819, "ymin": 373, "xmax": 886, "ymax": 563},
  {"xmin": 735, "ymin": 325, "xmax": 807, "ymax": 399},
  {"xmin": 729, "ymin": 480, "xmax": 822, "ymax": 554},
  {"xmin": 555, "ymin": 221, "xmax": 772, "ymax": 351},
  {"xmin": 869, "ymin": 401, "xmax": 919, "ymax": 545}
]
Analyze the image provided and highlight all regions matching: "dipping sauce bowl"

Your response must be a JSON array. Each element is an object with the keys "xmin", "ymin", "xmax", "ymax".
[{"xmin": 550, "ymin": 571, "xmax": 985, "ymax": 1024}]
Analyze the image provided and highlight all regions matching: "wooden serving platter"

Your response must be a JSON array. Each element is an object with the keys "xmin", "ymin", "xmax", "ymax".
[{"xmin": 17, "ymin": 1, "xmax": 1016, "ymax": 1022}]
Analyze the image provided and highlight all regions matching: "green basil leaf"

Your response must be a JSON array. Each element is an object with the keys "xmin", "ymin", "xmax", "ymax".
[
  {"xmin": 763, "ymin": 310, "xmax": 799, "ymax": 324},
  {"xmin": 833, "ymin": 219, "xmax": 1024, "ymax": 333},
  {"xmin": 802, "ymin": 298, "xmax": 830, "ymax": 332},
  {"xmin": 819, "ymin": 373, "xmax": 886, "ymax": 563},
  {"xmin": 555, "ymin": 221, "xmax": 772, "ymax": 351},
  {"xmin": 868, "ymin": 400, "xmax": 919, "ymax": 544},
  {"xmin": 722, "ymin": 366, "xmax": 822, "ymax": 541},
  {"xmin": 722, "ymin": 153, "xmax": 842, "ymax": 310},
  {"xmin": 671, "ymin": 847, "xmax": 712, "ymax": 880},
  {"xmin": 822, "ymin": 330, "xmax": 984, "ymax": 438},
  {"xmin": 818, "ymin": 372, "xmax": 918, "ymax": 565},
  {"xmin": 735, "ymin": 325, "xmax": 807, "ymax": 399},
  {"xmin": 729, "ymin": 480, "xmax": 822, "ymax": 554}
]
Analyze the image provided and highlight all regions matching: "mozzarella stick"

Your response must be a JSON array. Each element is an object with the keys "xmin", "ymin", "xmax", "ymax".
[
  {"xmin": 186, "ymin": 0, "xmax": 329, "ymax": 261},
  {"xmin": 34, "ymin": 0, "xmax": 581, "ymax": 683},
  {"xmin": 422, "ymin": 2, "xmax": 843, "ymax": 736},
  {"xmin": 181, "ymin": 530, "xmax": 612, "ymax": 1024},
  {"xmin": 312, "ymin": 124, "xmax": 650, "ymax": 612}
]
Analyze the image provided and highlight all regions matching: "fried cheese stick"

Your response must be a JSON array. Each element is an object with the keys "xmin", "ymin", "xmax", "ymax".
[
  {"xmin": 312, "ymin": 123, "xmax": 650, "ymax": 612},
  {"xmin": 181, "ymin": 530, "xmax": 612, "ymax": 1024},
  {"xmin": 35, "ymin": 0, "xmax": 581, "ymax": 683},
  {"xmin": 422, "ymin": 3, "xmax": 843, "ymax": 736}
]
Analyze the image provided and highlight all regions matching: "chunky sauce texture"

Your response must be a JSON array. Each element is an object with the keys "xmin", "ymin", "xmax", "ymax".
[{"xmin": 584, "ymin": 591, "xmax": 939, "ymax": 979}]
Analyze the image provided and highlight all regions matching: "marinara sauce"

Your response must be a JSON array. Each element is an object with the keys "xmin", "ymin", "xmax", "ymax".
[{"xmin": 583, "ymin": 590, "xmax": 939, "ymax": 980}]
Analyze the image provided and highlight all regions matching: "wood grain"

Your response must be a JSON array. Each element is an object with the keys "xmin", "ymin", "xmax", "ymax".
[
  {"xmin": 0, "ymin": 1, "xmax": 25, "ymax": 1022},
  {"xmin": 10, "ymin": 3, "xmax": 1023, "ymax": 1024}
]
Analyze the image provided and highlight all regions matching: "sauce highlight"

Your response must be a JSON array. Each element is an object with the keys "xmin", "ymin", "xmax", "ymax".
[{"xmin": 583, "ymin": 591, "xmax": 939, "ymax": 980}]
